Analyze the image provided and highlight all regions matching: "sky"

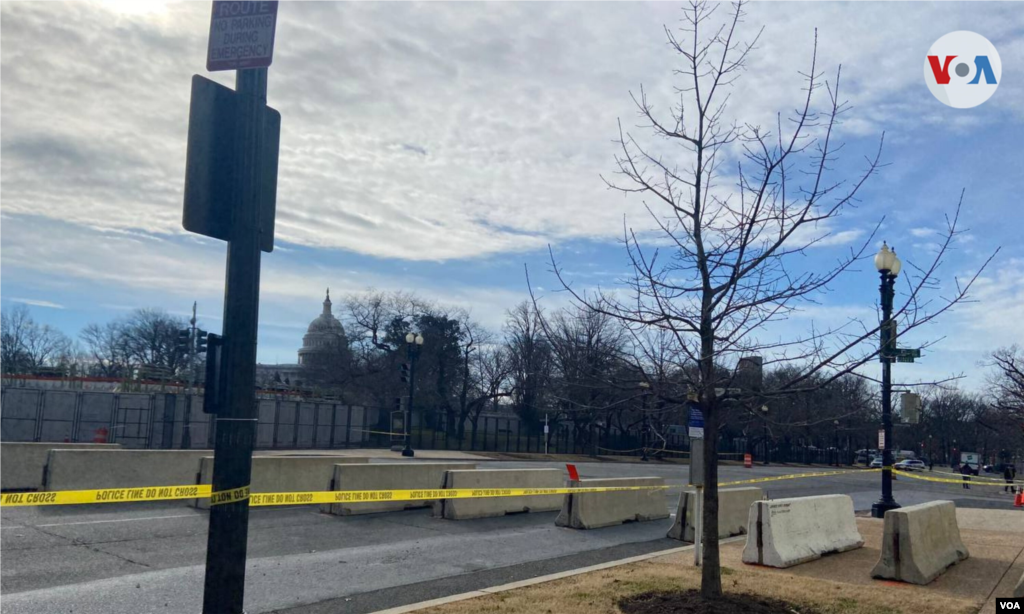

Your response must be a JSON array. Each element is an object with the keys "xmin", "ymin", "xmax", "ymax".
[{"xmin": 1, "ymin": 1, "xmax": 1022, "ymax": 392}]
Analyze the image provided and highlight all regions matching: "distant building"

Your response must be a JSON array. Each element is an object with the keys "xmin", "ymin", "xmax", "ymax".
[
  {"xmin": 298, "ymin": 289, "xmax": 347, "ymax": 369},
  {"xmin": 256, "ymin": 289, "xmax": 348, "ymax": 389}
]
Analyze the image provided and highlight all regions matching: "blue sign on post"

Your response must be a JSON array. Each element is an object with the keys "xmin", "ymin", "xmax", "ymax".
[
  {"xmin": 688, "ymin": 408, "xmax": 704, "ymax": 428},
  {"xmin": 687, "ymin": 403, "xmax": 704, "ymax": 439}
]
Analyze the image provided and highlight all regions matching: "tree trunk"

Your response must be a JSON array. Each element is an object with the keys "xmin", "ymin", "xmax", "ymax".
[
  {"xmin": 698, "ymin": 300, "xmax": 722, "ymax": 598},
  {"xmin": 700, "ymin": 398, "xmax": 722, "ymax": 598}
]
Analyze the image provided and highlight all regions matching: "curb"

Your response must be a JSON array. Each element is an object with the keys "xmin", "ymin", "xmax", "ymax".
[{"xmin": 367, "ymin": 536, "xmax": 746, "ymax": 614}]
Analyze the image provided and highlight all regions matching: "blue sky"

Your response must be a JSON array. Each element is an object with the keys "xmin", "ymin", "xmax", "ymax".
[{"xmin": 1, "ymin": 1, "xmax": 1022, "ymax": 390}]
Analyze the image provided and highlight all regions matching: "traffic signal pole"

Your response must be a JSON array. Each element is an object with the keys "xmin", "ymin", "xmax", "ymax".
[
  {"xmin": 182, "ymin": 302, "xmax": 198, "ymax": 450},
  {"xmin": 201, "ymin": 67, "xmax": 267, "ymax": 614}
]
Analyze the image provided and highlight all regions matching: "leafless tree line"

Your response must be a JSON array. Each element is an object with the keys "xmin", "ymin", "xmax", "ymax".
[{"xmin": 541, "ymin": 1, "xmax": 999, "ymax": 596}]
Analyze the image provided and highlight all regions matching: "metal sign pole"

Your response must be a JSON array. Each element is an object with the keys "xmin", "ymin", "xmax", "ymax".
[
  {"xmin": 201, "ymin": 66, "xmax": 267, "ymax": 614},
  {"xmin": 183, "ymin": 302, "xmax": 197, "ymax": 450},
  {"xmin": 694, "ymin": 484, "xmax": 703, "ymax": 566},
  {"xmin": 544, "ymin": 413, "xmax": 549, "ymax": 455}
]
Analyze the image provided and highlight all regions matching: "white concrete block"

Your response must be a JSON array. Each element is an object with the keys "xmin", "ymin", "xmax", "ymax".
[
  {"xmin": 871, "ymin": 500, "xmax": 968, "ymax": 584},
  {"xmin": 742, "ymin": 494, "xmax": 863, "ymax": 568}
]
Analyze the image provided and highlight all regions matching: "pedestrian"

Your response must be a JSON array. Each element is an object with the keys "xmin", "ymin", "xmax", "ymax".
[
  {"xmin": 929, "ymin": 458, "xmax": 934, "ymax": 472},
  {"xmin": 961, "ymin": 462, "xmax": 972, "ymax": 490},
  {"xmin": 1004, "ymin": 464, "xmax": 1014, "ymax": 493}
]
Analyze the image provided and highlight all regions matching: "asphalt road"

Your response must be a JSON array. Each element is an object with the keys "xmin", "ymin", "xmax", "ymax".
[{"xmin": 0, "ymin": 459, "xmax": 1016, "ymax": 614}]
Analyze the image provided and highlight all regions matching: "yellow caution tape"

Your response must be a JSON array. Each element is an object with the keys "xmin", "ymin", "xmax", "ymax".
[
  {"xmin": 720, "ymin": 468, "xmax": 881, "ymax": 487},
  {"xmin": 927, "ymin": 470, "xmax": 1024, "ymax": 485},
  {"xmin": 0, "ymin": 485, "xmax": 211, "ymax": 507},
  {"xmin": 0, "ymin": 467, "xmax": 908, "ymax": 509},
  {"xmin": 1, "ymin": 484, "xmax": 667, "ymax": 508},
  {"xmin": 893, "ymin": 470, "xmax": 1023, "ymax": 487},
  {"xmin": 210, "ymin": 486, "xmax": 251, "ymax": 506},
  {"xmin": 248, "ymin": 485, "xmax": 668, "ymax": 507}
]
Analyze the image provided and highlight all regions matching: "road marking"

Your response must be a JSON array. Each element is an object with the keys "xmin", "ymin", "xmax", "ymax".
[
  {"xmin": 33, "ymin": 514, "xmax": 198, "ymax": 528},
  {"xmin": 1, "ymin": 525, "xmax": 26, "ymax": 530}
]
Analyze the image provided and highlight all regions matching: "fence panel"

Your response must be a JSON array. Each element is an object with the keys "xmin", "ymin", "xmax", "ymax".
[
  {"xmin": 78, "ymin": 392, "xmax": 115, "ymax": 443},
  {"xmin": 0, "ymin": 388, "xmax": 40, "ymax": 441},
  {"xmin": 115, "ymin": 393, "xmax": 153, "ymax": 448},
  {"xmin": 39, "ymin": 391, "xmax": 78, "ymax": 442},
  {"xmin": 276, "ymin": 401, "xmax": 296, "ymax": 447},
  {"xmin": 314, "ymin": 404, "xmax": 332, "ymax": 447},
  {"xmin": 297, "ymin": 402, "xmax": 315, "ymax": 447},
  {"xmin": 256, "ymin": 400, "xmax": 276, "ymax": 448}
]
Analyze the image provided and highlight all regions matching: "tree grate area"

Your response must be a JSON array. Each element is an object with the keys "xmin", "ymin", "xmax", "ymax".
[{"xmin": 618, "ymin": 589, "xmax": 823, "ymax": 614}]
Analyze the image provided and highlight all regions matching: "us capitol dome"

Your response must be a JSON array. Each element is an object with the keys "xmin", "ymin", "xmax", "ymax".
[
  {"xmin": 298, "ymin": 289, "xmax": 347, "ymax": 368},
  {"xmin": 256, "ymin": 290, "xmax": 348, "ymax": 387}
]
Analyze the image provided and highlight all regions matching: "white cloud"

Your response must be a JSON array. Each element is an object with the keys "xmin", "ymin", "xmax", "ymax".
[
  {"xmin": 8, "ymin": 298, "xmax": 65, "ymax": 310},
  {"xmin": 2, "ymin": 2, "xmax": 1020, "ymax": 262},
  {"xmin": 0, "ymin": 214, "xmax": 532, "ymax": 354},
  {"xmin": 1, "ymin": 2, "xmax": 1020, "ymax": 386}
]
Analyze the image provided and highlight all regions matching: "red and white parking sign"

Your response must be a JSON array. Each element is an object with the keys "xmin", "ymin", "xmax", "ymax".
[{"xmin": 207, "ymin": 1, "xmax": 279, "ymax": 72}]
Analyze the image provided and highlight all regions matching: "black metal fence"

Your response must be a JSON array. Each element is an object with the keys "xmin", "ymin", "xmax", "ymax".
[
  {"xmin": 0, "ymin": 388, "xmax": 377, "ymax": 450},
  {"xmin": 1, "ymin": 387, "xmax": 867, "ymax": 466}
]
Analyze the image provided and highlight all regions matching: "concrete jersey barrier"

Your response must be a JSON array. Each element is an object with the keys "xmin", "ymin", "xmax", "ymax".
[
  {"xmin": 323, "ymin": 462, "xmax": 477, "ymax": 516},
  {"xmin": 742, "ymin": 494, "xmax": 863, "ymax": 568},
  {"xmin": 44, "ymin": 449, "xmax": 211, "ymax": 492},
  {"xmin": 555, "ymin": 477, "xmax": 668, "ymax": 530},
  {"xmin": 668, "ymin": 486, "xmax": 761, "ymax": 542},
  {"xmin": 441, "ymin": 468, "xmax": 562, "ymax": 520},
  {"xmin": 871, "ymin": 500, "xmax": 968, "ymax": 584},
  {"xmin": 194, "ymin": 455, "xmax": 369, "ymax": 509},
  {"xmin": 1, "ymin": 442, "xmax": 121, "ymax": 491}
]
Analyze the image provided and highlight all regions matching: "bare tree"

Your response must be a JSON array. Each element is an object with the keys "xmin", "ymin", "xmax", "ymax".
[
  {"xmin": 548, "ymin": 2, "xmax": 996, "ymax": 597},
  {"xmin": 120, "ymin": 309, "xmax": 189, "ymax": 378},
  {"xmin": 80, "ymin": 321, "xmax": 132, "ymax": 378},
  {"xmin": 990, "ymin": 346, "xmax": 1024, "ymax": 415},
  {"xmin": 76, "ymin": 309, "xmax": 190, "ymax": 380},
  {"xmin": 540, "ymin": 303, "xmax": 634, "ymax": 451},
  {"xmin": 464, "ymin": 345, "xmax": 514, "ymax": 446},
  {"xmin": 1, "ymin": 305, "xmax": 73, "ymax": 375},
  {"xmin": 505, "ymin": 301, "xmax": 552, "ymax": 427}
]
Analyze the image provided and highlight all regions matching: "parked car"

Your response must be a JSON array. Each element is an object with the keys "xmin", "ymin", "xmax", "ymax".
[
  {"xmin": 984, "ymin": 463, "xmax": 1014, "ymax": 474},
  {"xmin": 895, "ymin": 459, "xmax": 926, "ymax": 471},
  {"xmin": 870, "ymin": 457, "xmax": 884, "ymax": 468}
]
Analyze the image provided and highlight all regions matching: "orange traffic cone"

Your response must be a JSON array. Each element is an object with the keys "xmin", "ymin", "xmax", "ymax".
[{"xmin": 1014, "ymin": 492, "xmax": 1022, "ymax": 507}]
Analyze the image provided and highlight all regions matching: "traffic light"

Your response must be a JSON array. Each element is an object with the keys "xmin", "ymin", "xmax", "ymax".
[
  {"xmin": 400, "ymin": 363, "xmax": 410, "ymax": 383},
  {"xmin": 176, "ymin": 329, "xmax": 191, "ymax": 353},
  {"xmin": 195, "ymin": 329, "xmax": 208, "ymax": 354},
  {"xmin": 203, "ymin": 333, "xmax": 224, "ymax": 414}
]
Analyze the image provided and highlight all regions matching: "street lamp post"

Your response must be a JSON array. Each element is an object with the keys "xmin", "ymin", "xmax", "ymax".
[
  {"xmin": 834, "ymin": 420, "xmax": 840, "ymax": 467},
  {"xmin": 761, "ymin": 405, "xmax": 769, "ymax": 465},
  {"xmin": 639, "ymin": 382, "xmax": 651, "ymax": 462},
  {"xmin": 928, "ymin": 435, "xmax": 933, "ymax": 470},
  {"xmin": 402, "ymin": 332, "xmax": 424, "ymax": 458},
  {"xmin": 872, "ymin": 242, "xmax": 902, "ymax": 519}
]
